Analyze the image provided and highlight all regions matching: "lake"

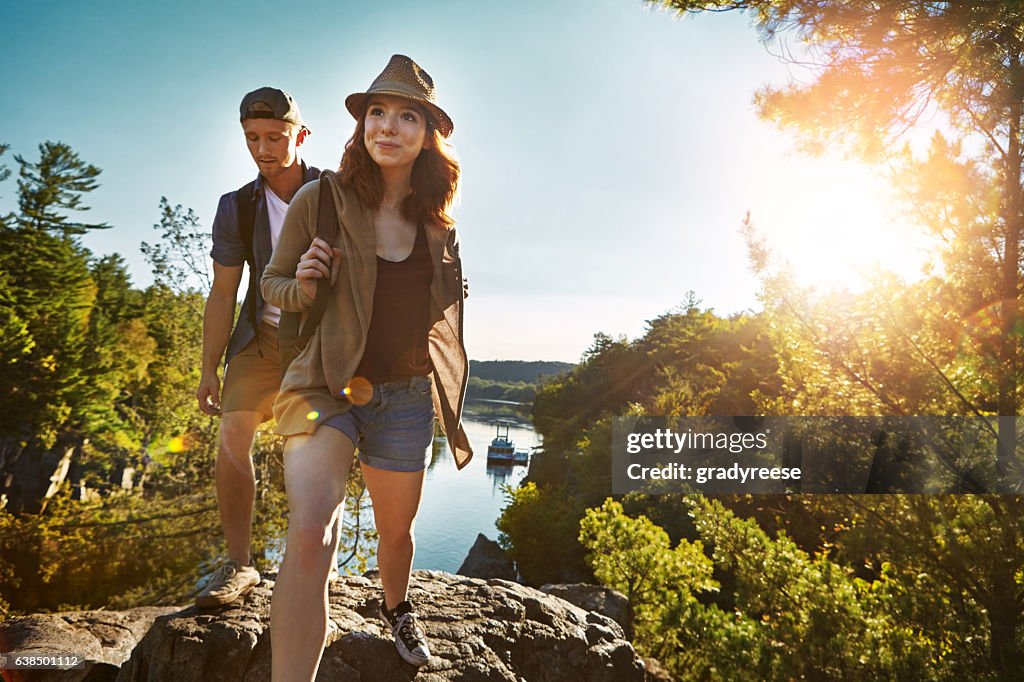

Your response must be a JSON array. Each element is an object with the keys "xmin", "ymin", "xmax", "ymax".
[{"xmin": 369, "ymin": 404, "xmax": 540, "ymax": 573}]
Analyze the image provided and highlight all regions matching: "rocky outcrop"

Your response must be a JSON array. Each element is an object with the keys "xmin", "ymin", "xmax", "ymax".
[
  {"xmin": 456, "ymin": 533, "xmax": 517, "ymax": 581},
  {"xmin": 0, "ymin": 606, "xmax": 178, "ymax": 681},
  {"xmin": 539, "ymin": 583, "xmax": 629, "ymax": 631},
  {"xmin": 2, "ymin": 570, "xmax": 654, "ymax": 681}
]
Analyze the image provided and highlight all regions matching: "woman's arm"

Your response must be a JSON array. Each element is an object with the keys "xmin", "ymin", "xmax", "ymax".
[{"xmin": 261, "ymin": 181, "xmax": 320, "ymax": 312}]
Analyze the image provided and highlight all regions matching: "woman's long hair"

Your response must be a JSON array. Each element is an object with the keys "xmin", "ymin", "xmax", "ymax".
[{"xmin": 338, "ymin": 114, "xmax": 460, "ymax": 228}]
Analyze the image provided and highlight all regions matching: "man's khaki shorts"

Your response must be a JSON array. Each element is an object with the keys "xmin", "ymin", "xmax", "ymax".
[{"xmin": 221, "ymin": 321, "xmax": 281, "ymax": 422}]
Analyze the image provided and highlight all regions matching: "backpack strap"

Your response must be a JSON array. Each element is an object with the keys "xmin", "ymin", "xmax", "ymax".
[
  {"xmin": 279, "ymin": 172, "xmax": 340, "ymax": 372},
  {"xmin": 297, "ymin": 174, "xmax": 340, "ymax": 349},
  {"xmin": 235, "ymin": 179, "xmax": 260, "ymax": 332}
]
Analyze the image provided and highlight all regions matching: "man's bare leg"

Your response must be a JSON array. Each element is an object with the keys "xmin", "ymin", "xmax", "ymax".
[{"xmin": 216, "ymin": 410, "xmax": 262, "ymax": 564}]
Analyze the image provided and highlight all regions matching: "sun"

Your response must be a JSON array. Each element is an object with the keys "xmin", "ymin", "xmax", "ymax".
[{"xmin": 750, "ymin": 152, "xmax": 931, "ymax": 291}]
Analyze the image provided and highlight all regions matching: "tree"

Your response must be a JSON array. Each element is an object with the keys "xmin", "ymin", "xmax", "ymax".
[
  {"xmin": 0, "ymin": 143, "xmax": 13, "ymax": 226},
  {"xmin": 649, "ymin": 0, "xmax": 1024, "ymax": 479},
  {"xmin": 680, "ymin": 496, "xmax": 937, "ymax": 680},
  {"xmin": 0, "ymin": 225, "xmax": 96, "ymax": 452},
  {"xmin": 141, "ymin": 197, "xmax": 211, "ymax": 297},
  {"xmin": 837, "ymin": 494, "xmax": 1024, "ymax": 678},
  {"xmin": 16, "ymin": 141, "xmax": 110, "ymax": 237},
  {"xmin": 496, "ymin": 481, "xmax": 589, "ymax": 584},
  {"xmin": 578, "ymin": 497, "xmax": 716, "ymax": 640}
]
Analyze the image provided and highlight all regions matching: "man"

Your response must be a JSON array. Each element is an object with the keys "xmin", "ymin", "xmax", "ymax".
[{"xmin": 194, "ymin": 87, "xmax": 324, "ymax": 607}]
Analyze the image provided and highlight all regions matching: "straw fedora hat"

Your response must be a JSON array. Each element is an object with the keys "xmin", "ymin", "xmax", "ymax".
[{"xmin": 345, "ymin": 54, "xmax": 454, "ymax": 138}]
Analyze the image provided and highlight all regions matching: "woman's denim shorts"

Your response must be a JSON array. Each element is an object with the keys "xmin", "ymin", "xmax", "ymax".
[{"xmin": 322, "ymin": 375, "xmax": 435, "ymax": 473}]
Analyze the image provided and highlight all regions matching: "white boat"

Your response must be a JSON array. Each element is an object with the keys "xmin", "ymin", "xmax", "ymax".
[{"xmin": 487, "ymin": 421, "xmax": 530, "ymax": 464}]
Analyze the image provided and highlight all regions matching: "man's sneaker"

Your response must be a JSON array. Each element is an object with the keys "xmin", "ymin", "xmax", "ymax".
[
  {"xmin": 380, "ymin": 599, "xmax": 430, "ymax": 666},
  {"xmin": 195, "ymin": 560, "xmax": 260, "ymax": 608}
]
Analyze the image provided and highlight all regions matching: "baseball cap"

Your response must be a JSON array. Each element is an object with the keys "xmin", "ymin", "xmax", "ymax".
[{"xmin": 239, "ymin": 87, "xmax": 309, "ymax": 132}]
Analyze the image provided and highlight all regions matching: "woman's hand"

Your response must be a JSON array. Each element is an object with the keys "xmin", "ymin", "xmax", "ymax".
[{"xmin": 296, "ymin": 237, "xmax": 342, "ymax": 302}]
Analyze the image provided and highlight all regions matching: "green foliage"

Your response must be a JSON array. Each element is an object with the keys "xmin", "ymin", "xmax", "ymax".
[
  {"xmin": 637, "ymin": 300, "xmax": 780, "ymax": 417},
  {"xmin": 496, "ymin": 482, "xmax": 588, "ymax": 584},
  {"xmin": 580, "ymin": 496, "xmax": 950, "ymax": 680},
  {"xmin": 687, "ymin": 497, "xmax": 938, "ymax": 680},
  {"xmin": 837, "ymin": 495, "xmax": 1024, "ymax": 677},
  {"xmin": 0, "ymin": 224, "xmax": 96, "ymax": 450},
  {"xmin": 579, "ymin": 498, "xmax": 716, "ymax": 640},
  {"xmin": 15, "ymin": 141, "xmax": 109, "ymax": 237},
  {"xmin": 0, "ymin": 490, "xmax": 220, "ymax": 613},
  {"xmin": 532, "ymin": 331, "xmax": 653, "ymax": 456},
  {"xmin": 0, "ymin": 143, "xmax": 13, "ymax": 207},
  {"xmin": 465, "ymin": 376, "xmax": 536, "ymax": 403},
  {"xmin": 140, "ymin": 198, "xmax": 211, "ymax": 295},
  {"xmin": 504, "ymin": 300, "xmax": 781, "ymax": 589}
]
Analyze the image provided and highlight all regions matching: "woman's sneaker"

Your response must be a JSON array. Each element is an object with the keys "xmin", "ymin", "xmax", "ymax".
[
  {"xmin": 380, "ymin": 600, "xmax": 430, "ymax": 666},
  {"xmin": 195, "ymin": 560, "xmax": 260, "ymax": 608}
]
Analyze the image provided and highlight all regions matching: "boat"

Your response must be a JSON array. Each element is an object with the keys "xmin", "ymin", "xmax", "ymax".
[{"xmin": 487, "ymin": 421, "xmax": 530, "ymax": 463}]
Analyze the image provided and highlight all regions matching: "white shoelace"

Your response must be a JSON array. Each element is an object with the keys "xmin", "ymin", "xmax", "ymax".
[{"xmin": 395, "ymin": 612, "xmax": 425, "ymax": 647}]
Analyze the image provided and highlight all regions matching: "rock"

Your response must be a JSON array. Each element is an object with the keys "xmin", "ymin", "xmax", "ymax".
[
  {"xmin": 641, "ymin": 656, "xmax": 676, "ymax": 681},
  {"xmin": 539, "ymin": 583, "xmax": 629, "ymax": 630},
  {"xmin": 3, "ymin": 570, "xmax": 648, "ymax": 681},
  {"xmin": 0, "ymin": 606, "xmax": 178, "ymax": 681},
  {"xmin": 457, "ymin": 533, "xmax": 517, "ymax": 581}
]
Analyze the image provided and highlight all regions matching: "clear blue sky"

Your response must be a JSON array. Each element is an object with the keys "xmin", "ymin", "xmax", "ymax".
[{"xmin": 1, "ymin": 0, "xmax": 923, "ymax": 362}]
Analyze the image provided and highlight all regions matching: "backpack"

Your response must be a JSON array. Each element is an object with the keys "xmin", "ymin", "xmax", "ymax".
[
  {"xmin": 236, "ymin": 179, "xmax": 260, "ymax": 334},
  {"xmin": 235, "ymin": 173, "xmax": 339, "ymax": 378}
]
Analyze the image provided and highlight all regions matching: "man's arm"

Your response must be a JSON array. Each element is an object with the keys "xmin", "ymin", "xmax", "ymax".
[{"xmin": 196, "ymin": 262, "xmax": 244, "ymax": 415}]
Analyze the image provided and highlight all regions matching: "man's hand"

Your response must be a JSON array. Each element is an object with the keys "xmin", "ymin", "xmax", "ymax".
[
  {"xmin": 296, "ymin": 237, "xmax": 342, "ymax": 301},
  {"xmin": 196, "ymin": 372, "xmax": 222, "ymax": 416}
]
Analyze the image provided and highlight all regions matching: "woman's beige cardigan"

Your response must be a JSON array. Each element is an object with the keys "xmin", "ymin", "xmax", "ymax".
[{"xmin": 260, "ymin": 171, "xmax": 473, "ymax": 469}]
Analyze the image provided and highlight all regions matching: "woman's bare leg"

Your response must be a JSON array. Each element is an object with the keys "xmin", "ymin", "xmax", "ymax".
[
  {"xmin": 270, "ymin": 427, "xmax": 354, "ymax": 682},
  {"xmin": 361, "ymin": 463, "xmax": 427, "ymax": 609}
]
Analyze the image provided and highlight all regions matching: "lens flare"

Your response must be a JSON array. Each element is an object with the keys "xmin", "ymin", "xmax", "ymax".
[
  {"xmin": 306, "ymin": 410, "xmax": 320, "ymax": 421},
  {"xmin": 167, "ymin": 436, "xmax": 187, "ymax": 453},
  {"xmin": 345, "ymin": 376, "xmax": 373, "ymax": 405}
]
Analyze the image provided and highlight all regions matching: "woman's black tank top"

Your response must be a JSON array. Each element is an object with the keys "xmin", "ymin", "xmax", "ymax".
[{"xmin": 354, "ymin": 223, "xmax": 433, "ymax": 383}]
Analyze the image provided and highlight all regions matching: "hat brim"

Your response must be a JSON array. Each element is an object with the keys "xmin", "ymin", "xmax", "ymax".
[{"xmin": 345, "ymin": 91, "xmax": 454, "ymax": 138}]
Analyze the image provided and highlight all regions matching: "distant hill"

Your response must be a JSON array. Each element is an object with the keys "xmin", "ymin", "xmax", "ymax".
[
  {"xmin": 465, "ymin": 361, "xmax": 577, "ymax": 404},
  {"xmin": 469, "ymin": 360, "xmax": 575, "ymax": 384}
]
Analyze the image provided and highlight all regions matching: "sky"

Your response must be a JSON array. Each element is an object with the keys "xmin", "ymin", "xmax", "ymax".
[{"xmin": 0, "ymin": 0, "xmax": 930, "ymax": 362}]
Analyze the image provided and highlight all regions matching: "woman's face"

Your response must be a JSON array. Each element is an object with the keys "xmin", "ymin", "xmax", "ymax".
[{"xmin": 363, "ymin": 94, "xmax": 430, "ymax": 170}]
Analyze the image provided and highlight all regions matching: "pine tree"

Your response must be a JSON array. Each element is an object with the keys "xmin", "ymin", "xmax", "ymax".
[{"xmin": 15, "ymin": 141, "xmax": 110, "ymax": 237}]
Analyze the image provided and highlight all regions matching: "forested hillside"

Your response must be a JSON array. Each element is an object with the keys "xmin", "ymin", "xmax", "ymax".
[
  {"xmin": 469, "ymin": 360, "xmax": 574, "ymax": 384},
  {"xmin": 465, "ymin": 360, "xmax": 575, "ymax": 404}
]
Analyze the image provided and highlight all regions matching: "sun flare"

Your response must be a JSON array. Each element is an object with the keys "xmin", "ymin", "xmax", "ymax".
[{"xmin": 753, "ymin": 153, "xmax": 932, "ymax": 292}]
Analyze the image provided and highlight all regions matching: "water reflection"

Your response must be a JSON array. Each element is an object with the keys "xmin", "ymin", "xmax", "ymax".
[{"xmin": 485, "ymin": 461, "xmax": 522, "ymax": 494}]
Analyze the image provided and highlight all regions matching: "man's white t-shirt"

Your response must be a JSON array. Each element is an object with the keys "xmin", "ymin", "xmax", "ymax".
[{"xmin": 261, "ymin": 185, "xmax": 289, "ymax": 327}]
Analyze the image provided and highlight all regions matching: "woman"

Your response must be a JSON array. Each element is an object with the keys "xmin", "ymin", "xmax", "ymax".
[{"xmin": 261, "ymin": 54, "xmax": 472, "ymax": 680}]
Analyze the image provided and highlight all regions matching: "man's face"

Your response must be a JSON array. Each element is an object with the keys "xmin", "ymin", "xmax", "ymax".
[{"xmin": 242, "ymin": 118, "xmax": 302, "ymax": 178}]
